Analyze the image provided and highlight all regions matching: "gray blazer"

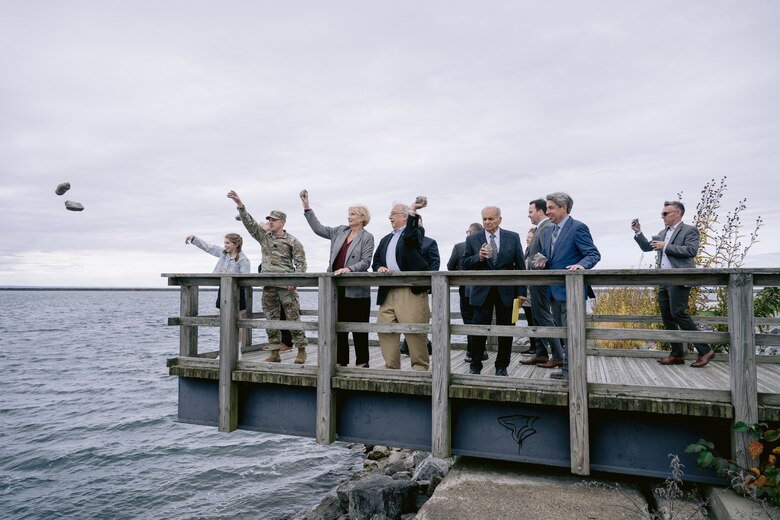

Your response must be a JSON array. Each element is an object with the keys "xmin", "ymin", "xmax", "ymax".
[
  {"xmin": 634, "ymin": 222, "xmax": 699, "ymax": 268},
  {"xmin": 304, "ymin": 209, "xmax": 375, "ymax": 298},
  {"xmin": 527, "ymin": 218, "xmax": 552, "ymax": 270}
]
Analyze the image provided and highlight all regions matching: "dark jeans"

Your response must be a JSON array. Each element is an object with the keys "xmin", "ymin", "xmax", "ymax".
[
  {"xmin": 471, "ymin": 287, "xmax": 514, "ymax": 370},
  {"xmin": 658, "ymin": 285, "xmax": 711, "ymax": 357},
  {"xmin": 338, "ymin": 289, "xmax": 371, "ymax": 366}
]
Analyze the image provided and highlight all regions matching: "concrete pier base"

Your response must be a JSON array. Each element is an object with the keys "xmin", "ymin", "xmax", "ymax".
[{"xmin": 417, "ymin": 458, "xmax": 651, "ymax": 520}]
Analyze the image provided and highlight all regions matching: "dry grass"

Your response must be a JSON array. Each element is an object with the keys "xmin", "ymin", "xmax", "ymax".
[{"xmin": 592, "ymin": 286, "xmax": 662, "ymax": 349}]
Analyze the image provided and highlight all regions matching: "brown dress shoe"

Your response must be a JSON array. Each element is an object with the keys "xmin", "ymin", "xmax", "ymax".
[
  {"xmin": 657, "ymin": 356, "xmax": 684, "ymax": 365},
  {"xmin": 538, "ymin": 358, "xmax": 564, "ymax": 368},
  {"xmin": 691, "ymin": 350, "xmax": 715, "ymax": 367},
  {"xmin": 519, "ymin": 355, "xmax": 549, "ymax": 366},
  {"xmin": 279, "ymin": 344, "xmax": 293, "ymax": 352}
]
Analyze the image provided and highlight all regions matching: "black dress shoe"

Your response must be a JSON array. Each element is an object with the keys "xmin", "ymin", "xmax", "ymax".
[
  {"xmin": 482, "ymin": 352, "xmax": 489, "ymax": 361},
  {"xmin": 495, "ymin": 367, "xmax": 508, "ymax": 376},
  {"xmin": 465, "ymin": 352, "xmax": 473, "ymax": 363},
  {"xmin": 469, "ymin": 366, "xmax": 481, "ymax": 375}
]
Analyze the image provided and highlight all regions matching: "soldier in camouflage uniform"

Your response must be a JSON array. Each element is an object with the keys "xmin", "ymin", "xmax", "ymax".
[{"xmin": 228, "ymin": 190, "xmax": 309, "ymax": 363}]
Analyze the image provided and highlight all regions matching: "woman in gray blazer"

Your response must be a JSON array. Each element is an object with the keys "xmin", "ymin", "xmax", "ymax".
[{"xmin": 301, "ymin": 191, "xmax": 375, "ymax": 367}]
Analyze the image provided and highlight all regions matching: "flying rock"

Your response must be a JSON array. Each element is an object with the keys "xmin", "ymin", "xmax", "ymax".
[
  {"xmin": 65, "ymin": 200, "xmax": 84, "ymax": 211},
  {"xmin": 55, "ymin": 182, "xmax": 71, "ymax": 195}
]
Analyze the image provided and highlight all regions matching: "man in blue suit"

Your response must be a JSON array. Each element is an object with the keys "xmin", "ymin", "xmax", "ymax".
[
  {"xmin": 537, "ymin": 192, "xmax": 601, "ymax": 380},
  {"xmin": 463, "ymin": 206, "xmax": 527, "ymax": 376}
]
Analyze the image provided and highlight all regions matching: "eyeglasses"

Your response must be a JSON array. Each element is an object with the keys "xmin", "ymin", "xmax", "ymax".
[{"xmin": 660, "ymin": 211, "xmax": 679, "ymax": 217}]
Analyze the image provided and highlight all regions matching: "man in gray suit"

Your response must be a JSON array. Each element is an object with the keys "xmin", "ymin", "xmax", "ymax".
[
  {"xmin": 632, "ymin": 201, "xmax": 714, "ymax": 367},
  {"xmin": 520, "ymin": 198, "xmax": 564, "ymax": 368}
]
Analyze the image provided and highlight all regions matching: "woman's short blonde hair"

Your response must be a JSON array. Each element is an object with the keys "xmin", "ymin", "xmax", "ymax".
[{"xmin": 349, "ymin": 205, "xmax": 371, "ymax": 226}]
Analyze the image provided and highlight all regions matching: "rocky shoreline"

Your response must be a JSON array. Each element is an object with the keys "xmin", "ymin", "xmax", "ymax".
[{"xmin": 289, "ymin": 445, "xmax": 453, "ymax": 520}]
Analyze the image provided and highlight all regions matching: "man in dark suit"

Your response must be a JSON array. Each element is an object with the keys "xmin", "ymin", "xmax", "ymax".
[
  {"xmin": 520, "ymin": 198, "xmax": 564, "ymax": 368},
  {"xmin": 462, "ymin": 206, "xmax": 527, "ymax": 376},
  {"xmin": 401, "ymin": 215, "xmax": 439, "ymax": 356},
  {"xmin": 537, "ymin": 192, "xmax": 601, "ymax": 380},
  {"xmin": 632, "ymin": 201, "xmax": 714, "ymax": 367},
  {"xmin": 447, "ymin": 223, "xmax": 485, "ymax": 363},
  {"xmin": 372, "ymin": 199, "xmax": 431, "ymax": 371}
]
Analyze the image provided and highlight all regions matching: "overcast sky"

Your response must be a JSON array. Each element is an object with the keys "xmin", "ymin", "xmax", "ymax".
[{"xmin": 1, "ymin": 1, "xmax": 778, "ymax": 287}]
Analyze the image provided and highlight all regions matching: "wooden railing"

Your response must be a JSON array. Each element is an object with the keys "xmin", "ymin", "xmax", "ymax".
[{"xmin": 164, "ymin": 268, "xmax": 780, "ymax": 475}]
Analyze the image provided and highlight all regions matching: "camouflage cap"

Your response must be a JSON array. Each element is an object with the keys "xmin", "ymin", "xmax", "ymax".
[{"xmin": 266, "ymin": 210, "xmax": 287, "ymax": 221}]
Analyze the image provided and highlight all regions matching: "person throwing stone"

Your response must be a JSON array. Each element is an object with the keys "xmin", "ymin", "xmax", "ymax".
[{"xmin": 228, "ymin": 190, "xmax": 309, "ymax": 364}]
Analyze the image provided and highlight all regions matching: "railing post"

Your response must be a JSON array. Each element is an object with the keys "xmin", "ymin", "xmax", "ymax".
[
  {"xmin": 431, "ymin": 273, "xmax": 451, "ymax": 458},
  {"xmin": 180, "ymin": 284, "xmax": 199, "ymax": 357},
  {"xmin": 316, "ymin": 275, "xmax": 338, "ymax": 445},
  {"xmin": 218, "ymin": 276, "xmax": 239, "ymax": 432},
  {"xmin": 566, "ymin": 273, "xmax": 590, "ymax": 475},
  {"xmin": 727, "ymin": 272, "xmax": 757, "ymax": 468},
  {"xmin": 243, "ymin": 284, "xmax": 253, "ymax": 348}
]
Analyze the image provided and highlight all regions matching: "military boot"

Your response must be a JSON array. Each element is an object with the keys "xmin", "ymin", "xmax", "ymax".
[
  {"xmin": 294, "ymin": 347, "xmax": 307, "ymax": 364},
  {"xmin": 265, "ymin": 350, "xmax": 281, "ymax": 363}
]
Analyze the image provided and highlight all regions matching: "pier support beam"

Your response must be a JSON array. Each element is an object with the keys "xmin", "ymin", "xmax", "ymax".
[
  {"xmin": 431, "ymin": 273, "xmax": 452, "ymax": 458},
  {"xmin": 218, "ymin": 276, "xmax": 239, "ymax": 432},
  {"xmin": 727, "ymin": 272, "xmax": 757, "ymax": 469},
  {"xmin": 316, "ymin": 275, "xmax": 337, "ymax": 445},
  {"xmin": 566, "ymin": 273, "xmax": 590, "ymax": 475}
]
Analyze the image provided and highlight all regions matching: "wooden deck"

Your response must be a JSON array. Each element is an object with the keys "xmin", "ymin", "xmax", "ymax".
[{"xmin": 164, "ymin": 268, "xmax": 780, "ymax": 481}]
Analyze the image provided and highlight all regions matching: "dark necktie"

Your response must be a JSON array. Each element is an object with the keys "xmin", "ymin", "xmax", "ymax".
[
  {"xmin": 489, "ymin": 233, "xmax": 498, "ymax": 261},
  {"xmin": 551, "ymin": 225, "xmax": 560, "ymax": 253}
]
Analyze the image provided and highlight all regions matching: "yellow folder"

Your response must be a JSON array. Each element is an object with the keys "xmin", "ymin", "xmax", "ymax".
[{"xmin": 511, "ymin": 298, "xmax": 520, "ymax": 324}]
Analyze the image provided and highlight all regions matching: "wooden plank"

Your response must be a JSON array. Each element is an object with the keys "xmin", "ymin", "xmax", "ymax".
[
  {"xmin": 179, "ymin": 284, "xmax": 199, "ymax": 357},
  {"xmin": 450, "ymin": 324, "xmax": 567, "ymax": 339},
  {"xmin": 243, "ymin": 287, "xmax": 253, "ymax": 347},
  {"xmin": 728, "ymin": 273, "xmax": 758, "ymax": 469},
  {"xmin": 587, "ymin": 328, "xmax": 729, "ymax": 344},
  {"xmin": 336, "ymin": 322, "xmax": 431, "ymax": 334},
  {"xmin": 566, "ymin": 274, "xmax": 589, "ymax": 476},
  {"xmin": 237, "ymin": 318, "xmax": 319, "ymax": 331},
  {"xmin": 170, "ymin": 316, "xmax": 221, "ymax": 327},
  {"xmin": 431, "ymin": 274, "xmax": 451, "ymax": 458},
  {"xmin": 218, "ymin": 276, "xmax": 239, "ymax": 433},
  {"xmin": 316, "ymin": 275, "xmax": 338, "ymax": 445}
]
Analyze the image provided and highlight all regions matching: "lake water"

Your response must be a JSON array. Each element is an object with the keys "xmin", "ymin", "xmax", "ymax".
[{"xmin": 0, "ymin": 290, "xmax": 364, "ymax": 520}]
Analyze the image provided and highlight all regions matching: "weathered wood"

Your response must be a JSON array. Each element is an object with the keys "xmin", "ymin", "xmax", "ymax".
[
  {"xmin": 218, "ymin": 276, "xmax": 239, "ymax": 432},
  {"xmin": 431, "ymin": 274, "xmax": 451, "ymax": 458},
  {"xmin": 316, "ymin": 276, "xmax": 337, "ymax": 445},
  {"xmin": 179, "ymin": 284, "xmax": 199, "ymax": 357},
  {"xmin": 243, "ymin": 287, "xmax": 253, "ymax": 347},
  {"xmin": 728, "ymin": 273, "xmax": 758, "ymax": 469},
  {"xmin": 237, "ymin": 318, "xmax": 319, "ymax": 331},
  {"xmin": 566, "ymin": 273, "xmax": 589, "ymax": 476},
  {"xmin": 170, "ymin": 316, "xmax": 221, "ymax": 327},
  {"xmin": 450, "ymin": 324, "xmax": 567, "ymax": 338},
  {"xmin": 587, "ymin": 328, "xmax": 729, "ymax": 344},
  {"xmin": 335, "ymin": 322, "xmax": 431, "ymax": 334}
]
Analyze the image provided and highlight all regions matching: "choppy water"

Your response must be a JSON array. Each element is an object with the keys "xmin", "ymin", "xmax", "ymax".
[{"xmin": 0, "ymin": 290, "xmax": 363, "ymax": 520}]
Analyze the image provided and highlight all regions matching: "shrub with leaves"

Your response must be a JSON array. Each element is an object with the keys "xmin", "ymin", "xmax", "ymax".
[{"xmin": 687, "ymin": 421, "xmax": 780, "ymax": 510}]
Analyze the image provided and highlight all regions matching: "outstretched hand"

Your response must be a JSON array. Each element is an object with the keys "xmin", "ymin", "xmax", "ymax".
[
  {"xmin": 300, "ymin": 189, "xmax": 310, "ymax": 210},
  {"xmin": 185, "ymin": 235, "xmax": 195, "ymax": 244},
  {"xmin": 410, "ymin": 196, "xmax": 428, "ymax": 212},
  {"xmin": 227, "ymin": 190, "xmax": 243, "ymax": 207}
]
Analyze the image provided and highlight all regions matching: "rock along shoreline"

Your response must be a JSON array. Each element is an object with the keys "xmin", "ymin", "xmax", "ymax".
[{"xmin": 288, "ymin": 444, "xmax": 452, "ymax": 520}]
